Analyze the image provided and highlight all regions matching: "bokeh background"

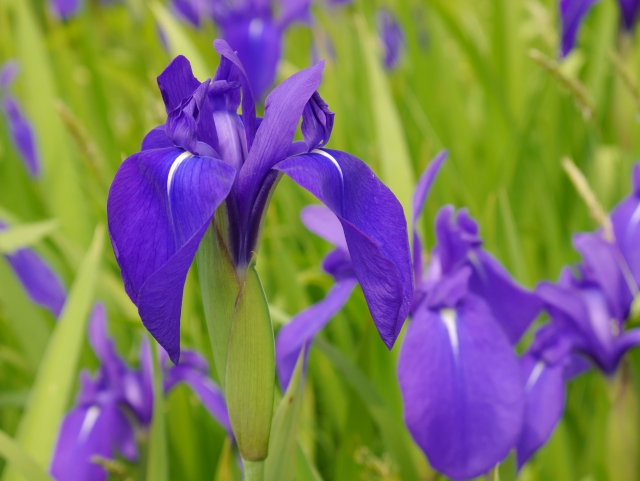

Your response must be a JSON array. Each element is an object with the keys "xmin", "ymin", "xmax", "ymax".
[{"xmin": 0, "ymin": 0, "xmax": 640, "ymax": 479}]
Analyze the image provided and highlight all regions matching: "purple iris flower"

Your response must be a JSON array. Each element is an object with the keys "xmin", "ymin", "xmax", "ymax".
[
  {"xmin": 171, "ymin": 0, "xmax": 212, "ymax": 27},
  {"xmin": 397, "ymin": 154, "xmax": 542, "ymax": 479},
  {"xmin": 0, "ymin": 220, "xmax": 66, "ymax": 317},
  {"xmin": 107, "ymin": 40, "xmax": 412, "ymax": 364},
  {"xmin": 49, "ymin": 0, "xmax": 84, "ymax": 20},
  {"xmin": 51, "ymin": 304, "xmax": 230, "ymax": 481},
  {"xmin": 0, "ymin": 61, "xmax": 42, "ymax": 178},
  {"xmin": 377, "ymin": 8, "xmax": 404, "ymax": 70}
]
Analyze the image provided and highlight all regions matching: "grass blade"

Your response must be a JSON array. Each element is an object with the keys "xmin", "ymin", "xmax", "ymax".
[{"xmin": 0, "ymin": 431, "xmax": 53, "ymax": 481}]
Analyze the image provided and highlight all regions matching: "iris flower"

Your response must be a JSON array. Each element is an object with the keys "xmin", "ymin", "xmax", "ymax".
[
  {"xmin": 49, "ymin": 0, "xmax": 83, "ymax": 20},
  {"xmin": 107, "ymin": 39, "xmax": 412, "ymax": 364},
  {"xmin": 377, "ymin": 8, "xmax": 404, "ymax": 70},
  {"xmin": 397, "ymin": 153, "xmax": 542, "ymax": 479},
  {"xmin": 517, "ymin": 165, "xmax": 640, "ymax": 466},
  {"xmin": 560, "ymin": 0, "xmax": 640, "ymax": 56},
  {"xmin": 51, "ymin": 303, "xmax": 230, "ymax": 481},
  {"xmin": 0, "ymin": 61, "xmax": 41, "ymax": 178},
  {"xmin": 0, "ymin": 220, "xmax": 66, "ymax": 317}
]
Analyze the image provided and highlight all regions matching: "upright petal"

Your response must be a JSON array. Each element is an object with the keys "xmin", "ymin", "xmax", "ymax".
[
  {"xmin": 2, "ymin": 95, "xmax": 41, "ymax": 177},
  {"xmin": 0, "ymin": 60, "xmax": 19, "ymax": 90},
  {"xmin": 377, "ymin": 8, "xmax": 405, "ymax": 70},
  {"xmin": 516, "ymin": 353, "xmax": 566, "ymax": 468},
  {"xmin": 277, "ymin": 0, "xmax": 312, "ymax": 28},
  {"xmin": 157, "ymin": 56, "xmax": 201, "ymax": 114},
  {"xmin": 559, "ymin": 0, "xmax": 599, "ymax": 57},
  {"xmin": 87, "ymin": 303, "xmax": 129, "ymax": 391},
  {"xmin": 398, "ymin": 295, "xmax": 525, "ymax": 480},
  {"xmin": 412, "ymin": 150, "xmax": 448, "ymax": 282},
  {"xmin": 275, "ymin": 149, "xmax": 412, "ymax": 349},
  {"xmin": 276, "ymin": 278, "xmax": 357, "ymax": 389},
  {"xmin": 301, "ymin": 92, "xmax": 334, "ymax": 151},
  {"xmin": 467, "ymin": 250, "xmax": 542, "ymax": 344},
  {"xmin": 611, "ymin": 164, "xmax": 640, "ymax": 289},
  {"xmin": 107, "ymin": 148, "xmax": 235, "ymax": 362}
]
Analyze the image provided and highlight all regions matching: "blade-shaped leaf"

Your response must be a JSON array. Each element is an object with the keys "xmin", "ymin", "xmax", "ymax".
[
  {"xmin": 0, "ymin": 220, "xmax": 58, "ymax": 254},
  {"xmin": 0, "ymin": 430, "xmax": 53, "ymax": 481},
  {"xmin": 265, "ymin": 347, "xmax": 306, "ymax": 481},
  {"xmin": 146, "ymin": 339, "xmax": 169, "ymax": 481},
  {"xmin": 1, "ymin": 225, "xmax": 104, "ymax": 481}
]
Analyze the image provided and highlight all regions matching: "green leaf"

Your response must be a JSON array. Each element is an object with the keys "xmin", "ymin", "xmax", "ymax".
[
  {"xmin": 146, "ymin": 339, "xmax": 169, "ymax": 481},
  {"xmin": 225, "ymin": 260, "xmax": 275, "ymax": 462},
  {"xmin": 149, "ymin": 2, "xmax": 209, "ymax": 80},
  {"xmin": 197, "ymin": 207, "xmax": 242, "ymax": 389},
  {"xmin": 0, "ymin": 220, "xmax": 58, "ymax": 254},
  {"xmin": 265, "ymin": 347, "xmax": 306, "ymax": 481},
  {"xmin": 315, "ymin": 338, "xmax": 419, "ymax": 481},
  {"xmin": 354, "ymin": 15, "xmax": 414, "ymax": 224},
  {"xmin": 295, "ymin": 443, "xmax": 324, "ymax": 481},
  {"xmin": 1, "ymin": 225, "xmax": 104, "ymax": 481},
  {"xmin": 0, "ymin": 430, "xmax": 54, "ymax": 481}
]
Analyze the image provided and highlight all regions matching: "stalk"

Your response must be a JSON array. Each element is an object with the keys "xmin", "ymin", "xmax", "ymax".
[{"xmin": 243, "ymin": 460, "xmax": 265, "ymax": 481}]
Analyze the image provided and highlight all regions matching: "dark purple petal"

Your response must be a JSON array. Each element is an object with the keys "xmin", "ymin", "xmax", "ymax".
[
  {"xmin": 377, "ymin": 8, "xmax": 405, "ymax": 70},
  {"xmin": 275, "ymin": 149, "xmax": 413, "ymax": 349},
  {"xmin": 49, "ymin": 0, "xmax": 83, "ymax": 19},
  {"xmin": 1, "ymin": 231, "xmax": 66, "ymax": 317},
  {"xmin": 50, "ymin": 402, "xmax": 135, "ymax": 481},
  {"xmin": 618, "ymin": 0, "xmax": 640, "ymax": 30},
  {"xmin": 2, "ymin": 95, "xmax": 42, "ymax": 177},
  {"xmin": 276, "ymin": 278, "xmax": 357, "ymax": 389},
  {"xmin": 322, "ymin": 248, "xmax": 355, "ymax": 279},
  {"xmin": 424, "ymin": 266, "xmax": 471, "ymax": 310},
  {"xmin": 141, "ymin": 125, "xmax": 174, "ymax": 151},
  {"xmin": 559, "ymin": 0, "xmax": 599, "ymax": 57},
  {"xmin": 300, "ymin": 205, "xmax": 348, "ymax": 250},
  {"xmin": 467, "ymin": 250, "xmax": 542, "ymax": 344},
  {"xmin": 516, "ymin": 353, "xmax": 566, "ymax": 468},
  {"xmin": 157, "ymin": 56, "xmax": 201, "ymax": 114},
  {"xmin": 398, "ymin": 295, "xmax": 525, "ymax": 480},
  {"xmin": 433, "ymin": 206, "xmax": 481, "ymax": 275},
  {"xmin": 0, "ymin": 60, "xmax": 19, "ymax": 90},
  {"xmin": 107, "ymin": 148, "xmax": 235, "ymax": 363},
  {"xmin": 301, "ymin": 92, "xmax": 334, "ymax": 151},
  {"xmin": 237, "ymin": 61, "xmax": 324, "ymax": 227},
  {"xmin": 412, "ymin": 150, "xmax": 448, "ymax": 282},
  {"xmin": 217, "ymin": 20, "xmax": 282, "ymax": 102}
]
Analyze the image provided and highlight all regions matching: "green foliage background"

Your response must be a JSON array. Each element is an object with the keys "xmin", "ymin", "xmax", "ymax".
[{"xmin": 0, "ymin": 0, "xmax": 639, "ymax": 479}]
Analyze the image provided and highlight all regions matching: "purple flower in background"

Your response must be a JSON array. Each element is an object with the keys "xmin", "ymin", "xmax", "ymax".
[
  {"xmin": 377, "ymin": 8, "xmax": 404, "ymax": 70},
  {"xmin": 49, "ymin": 0, "xmax": 84, "ymax": 20},
  {"xmin": 0, "ymin": 61, "xmax": 42, "ymax": 178},
  {"xmin": 51, "ymin": 304, "xmax": 230, "ymax": 481},
  {"xmin": 397, "ymin": 153, "xmax": 542, "ymax": 479},
  {"xmin": 618, "ymin": 0, "xmax": 640, "ymax": 29},
  {"xmin": 0, "ymin": 220, "xmax": 66, "ymax": 317},
  {"xmin": 107, "ymin": 40, "xmax": 412, "ymax": 363},
  {"xmin": 171, "ymin": 0, "xmax": 212, "ymax": 27}
]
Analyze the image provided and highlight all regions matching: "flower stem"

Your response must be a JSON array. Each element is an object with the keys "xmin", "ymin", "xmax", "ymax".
[{"xmin": 243, "ymin": 460, "xmax": 265, "ymax": 481}]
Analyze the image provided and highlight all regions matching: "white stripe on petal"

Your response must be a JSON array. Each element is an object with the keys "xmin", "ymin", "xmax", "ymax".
[
  {"xmin": 167, "ymin": 152, "xmax": 193, "ymax": 197},
  {"xmin": 525, "ymin": 361, "xmax": 545, "ymax": 391},
  {"xmin": 313, "ymin": 149, "xmax": 344, "ymax": 183},
  {"xmin": 79, "ymin": 405, "xmax": 101, "ymax": 442},
  {"xmin": 440, "ymin": 308, "xmax": 459, "ymax": 358}
]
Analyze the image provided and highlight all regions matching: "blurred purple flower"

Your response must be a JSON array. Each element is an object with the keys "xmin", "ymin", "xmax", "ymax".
[
  {"xmin": 51, "ymin": 304, "xmax": 230, "ymax": 481},
  {"xmin": 0, "ymin": 61, "xmax": 42, "ymax": 178},
  {"xmin": 0, "ymin": 220, "xmax": 66, "ymax": 317},
  {"xmin": 49, "ymin": 0, "xmax": 84, "ymax": 20},
  {"xmin": 377, "ymin": 8, "xmax": 404, "ymax": 70},
  {"xmin": 107, "ymin": 41, "xmax": 412, "ymax": 364}
]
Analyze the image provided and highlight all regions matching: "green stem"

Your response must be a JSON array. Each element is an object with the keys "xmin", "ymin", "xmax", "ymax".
[
  {"xmin": 243, "ymin": 460, "xmax": 265, "ymax": 481},
  {"xmin": 486, "ymin": 465, "xmax": 500, "ymax": 481}
]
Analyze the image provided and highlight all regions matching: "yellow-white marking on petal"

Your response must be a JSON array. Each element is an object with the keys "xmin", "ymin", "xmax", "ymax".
[
  {"xmin": 313, "ymin": 149, "xmax": 344, "ymax": 182},
  {"xmin": 79, "ymin": 405, "xmax": 101, "ymax": 442},
  {"xmin": 525, "ymin": 361, "xmax": 545, "ymax": 391},
  {"xmin": 440, "ymin": 308, "xmax": 459, "ymax": 358},
  {"xmin": 167, "ymin": 151, "xmax": 193, "ymax": 196}
]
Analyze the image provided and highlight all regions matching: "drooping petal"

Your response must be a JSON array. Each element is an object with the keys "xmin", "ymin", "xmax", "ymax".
[
  {"xmin": 275, "ymin": 149, "xmax": 413, "ymax": 349},
  {"xmin": 2, "ymin": 95, "xmax": 41, "ymax": 177},
  {"xmin": 276, "ymin": 278, "xmax": 357, "ymax": 389},
  {"xmin": 157, "ymin": 56, "xmax": 201, "ymax": 114},
  {"xmin": 49, "ymin": 0, "xmax": 83, "ymax": 19},
  {"xmin": 141, "ymin": 125, "xmax": 174, "ymax": 151},
  {"xmin": 612, "ymin": 328, "xmax": 640, "ymax": 369},
  {"xmin": 516, "ymin": 353, "xmax": 566, "ymax": 468},
  {"xmin": 559, "ymin": 0, "xmax": 599, "ymax": 57},
  {"xmin": 300, "ymin": 205, "xmax": 347, "ymax": 250},
  {"xmin": 217, "ymin": 19, "xmax": 282, "ymax": 102},
  {"xmin": 107, "ymin": 148, "xmax": 235, "ymax": 362},
  {"xmin": 412, "ymin": 150, "xmax": 448, "ymax": 282},
  {"xmin": 611, "ymin": 164, "xmax": 640, "ymax": 289},
  {"xmin": 301, "ymin": 91, "xmax": 334, "ymax": 151},
  {"xmin": 238, "ymin": 61, "xmax": 325, "ymax": 228},
  {"xmin": 0, "ymin": 60, "xmax": 19, "ymax": 90},
  {"xmin": 50, "ymin": 402, "xmax": 135, "ymax": 481},
  {"xmin": 398, "ymin": 295, "xmax": 525, "ymax": 480},
  {"xmin": 467, "ymin": 250, "xmax": 542, "ymax": 344},
  {"xmin": 0, "ymin": 221, "xmax": 66, "ymax": 317}
]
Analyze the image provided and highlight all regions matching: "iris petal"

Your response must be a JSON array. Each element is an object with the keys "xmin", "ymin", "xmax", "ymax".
[
  {"xmin": 2, "ymin": 95, "xmax": 41, "ymax": 178},
  {"xmin": 398, "ymin": 295, "xmax": 525, "ymax": 480},
  {"xmin": 559, "ymin": 0, "xmax": 599, "ymax": 57},
  {"xmin": 107, "ymin": 148, "xmax": 235, "ymax": 362},
  {"xmin": 275, "ymin": 149, "xmax": 412, "ymax": 348}
]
